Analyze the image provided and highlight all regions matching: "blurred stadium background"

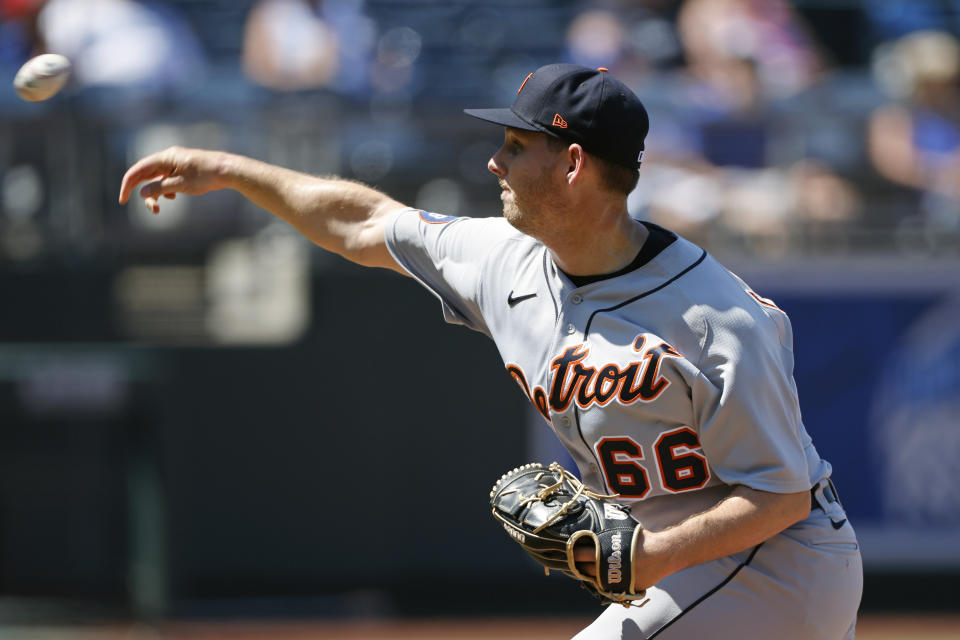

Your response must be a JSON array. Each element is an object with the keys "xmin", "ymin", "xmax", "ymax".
[{"xmin": 1, "ymin": 0, "xmax": 959, "ymax": 637}]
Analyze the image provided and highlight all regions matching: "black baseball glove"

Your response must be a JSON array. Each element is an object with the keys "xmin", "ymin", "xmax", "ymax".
[{"xmin": 489, "ymin": 461, "xmax": 646, "ymax": 606}]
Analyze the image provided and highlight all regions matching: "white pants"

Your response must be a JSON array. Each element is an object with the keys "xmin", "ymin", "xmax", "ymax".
[{"xmin": 572, "ymin": 511, "xmax": 863, "ymax": 639}]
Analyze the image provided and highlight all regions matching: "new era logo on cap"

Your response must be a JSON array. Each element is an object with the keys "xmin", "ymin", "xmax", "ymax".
[{"xmin": 464, "ymin": 64, "xmax": 649, "ymax": 168}]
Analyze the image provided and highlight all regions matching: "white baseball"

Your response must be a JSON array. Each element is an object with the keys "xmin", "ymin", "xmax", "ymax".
[{"xmin": 13, "ymin": 54, "xmax": 72, "ymax": 102}]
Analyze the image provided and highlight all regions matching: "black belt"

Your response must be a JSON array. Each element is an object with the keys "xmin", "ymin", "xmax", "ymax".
[{"xmin": 811, "ymin": 478, "xmax": 840, "ymax": 511}]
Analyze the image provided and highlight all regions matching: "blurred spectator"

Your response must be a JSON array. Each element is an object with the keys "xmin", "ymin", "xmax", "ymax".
[
  {"xmin": 564, "ymin": 2, "xmax": 681, "ymax": 90},
  {"xmin": 242, "ymin": 0, "xmax": 376, "ymax": 95},
  {"xmin": 868, "ymin": 30, "xmax": 960, "ymax": 235},
  {"xmin": 35, "ymin": 0, "xmax": 206, "ymax": 94},
  {"xmin": 631, "ymin": 0, "xmax": 861, "ymax": 250},
  {"xmin": 242, "ymin": 0, "xmax": 339, "ymax": 91},
  {"xmin": 677, "ymin": 0, "xmax": 824, "ymax": 100},
  {"xmin": 566, "ymin": 8, "xmax": 629, "ymax": 70}
]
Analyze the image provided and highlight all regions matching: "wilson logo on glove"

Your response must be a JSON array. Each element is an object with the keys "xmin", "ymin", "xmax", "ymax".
[{"xmin": 608, "ymin": 533, "xmax": 623, "ymax": 584}]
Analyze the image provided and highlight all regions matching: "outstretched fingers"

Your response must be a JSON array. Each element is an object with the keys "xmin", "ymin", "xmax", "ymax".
[
  {"xmin": 119, "ymin": 147, "xmax": 224, "ymax": 214},
  {"xmin": 140, "ymin": 174, "xmax": 188, "ymax": 199},
  {"xmin": 141, "ymin": 175, "xmax": 190, "ymax": 213}
]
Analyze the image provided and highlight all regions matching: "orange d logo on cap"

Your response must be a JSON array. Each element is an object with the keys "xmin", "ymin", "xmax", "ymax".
[{"xmin": 517, "ymin": 73, "xmax": 533, "ymax": 94}]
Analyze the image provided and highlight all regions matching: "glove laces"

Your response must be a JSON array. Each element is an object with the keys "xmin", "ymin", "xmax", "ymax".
[{"xmin": 519, "ymin": 462, "xmax": 619, "ymax": 534}]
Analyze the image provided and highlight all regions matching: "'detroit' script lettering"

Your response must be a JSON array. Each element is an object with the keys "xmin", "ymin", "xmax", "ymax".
[{"xmin": 506, "ymin": 335, "xmax": 681, "ymax": 422}]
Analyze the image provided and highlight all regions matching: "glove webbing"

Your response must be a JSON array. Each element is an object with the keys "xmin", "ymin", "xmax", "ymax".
[{"xmin": 511, "ymin": 462, "xmax": 619, "ymax": 534}]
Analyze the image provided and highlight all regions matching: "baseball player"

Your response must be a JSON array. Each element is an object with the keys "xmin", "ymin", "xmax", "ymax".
[{"xmin": 119, "ymin": 64, "xmax": 863, "ymax": 639}]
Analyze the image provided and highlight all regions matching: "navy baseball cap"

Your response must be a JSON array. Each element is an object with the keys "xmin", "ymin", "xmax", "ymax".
[{"xmin": 465, "ymin": 64, "xmax": 649, "ymax": 168}]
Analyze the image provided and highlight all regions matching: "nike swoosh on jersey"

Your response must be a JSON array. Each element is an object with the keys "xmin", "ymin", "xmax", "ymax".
[{"xmin": 507, "ymin": 291, "xmax": 537, "ymax": 307}]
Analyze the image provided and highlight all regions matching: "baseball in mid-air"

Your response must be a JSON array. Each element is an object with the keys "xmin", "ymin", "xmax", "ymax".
[{"xmin": 13, "ymin": 53, "xmax": 71, "ymax": 102}]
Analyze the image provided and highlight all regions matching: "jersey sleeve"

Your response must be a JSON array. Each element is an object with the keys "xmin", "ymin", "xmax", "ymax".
[
  {"xmin": 385, "ymin": 208, "xmax": 515, "ymax": 335},
  {"xmin": 690, "ymin": 293, "xmax": 812, "ymax": 494}
]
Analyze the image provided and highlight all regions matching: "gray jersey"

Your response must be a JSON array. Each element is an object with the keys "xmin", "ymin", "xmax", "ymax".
[
  {"xmin": 386, "ymin": 208, "xmax": 828, "ymax": 528},
  {"xmin": 386, "ymin": 209, "xmax": 862, "ymax": 639}
]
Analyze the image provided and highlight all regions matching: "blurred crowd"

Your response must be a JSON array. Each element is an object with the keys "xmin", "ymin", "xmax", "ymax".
[{"xmin": 2, "ymin": 0, "xmax": 960, "ymax": 259}]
